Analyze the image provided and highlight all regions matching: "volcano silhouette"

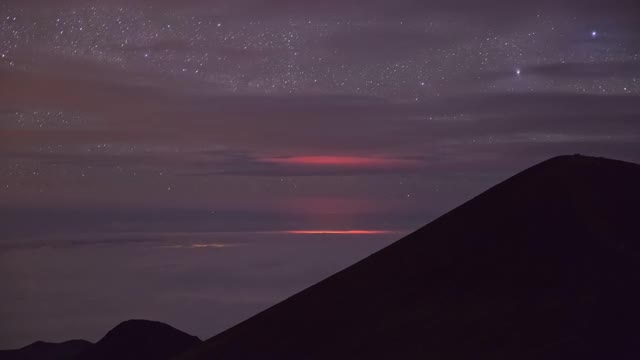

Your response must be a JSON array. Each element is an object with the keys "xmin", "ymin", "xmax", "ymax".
[
  {"xmin": 75, "ymin": 320, "xmax": 200, "ymax": 360},
  {"xmin": 178, "ymin": 155, "xmax": 640, "ymax": 360}
]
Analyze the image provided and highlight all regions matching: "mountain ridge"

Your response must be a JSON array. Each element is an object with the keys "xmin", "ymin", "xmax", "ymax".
[
  {"xmin": 0, "ymin": 340, "xmax": 93, "ymax": 360},
  {"xmin": 73, "ymin": 319, "xmax": 201, "ymax": 360},
  {"xmin": 4, "ymin": 155, "xmax": 640, "ymax": 359},
  {"xmin": 0, "ymin": 320, "xmax": 200, "ymax": 360},
  {"xmin": 177, "ymin": 154, "xmax": 640, "ymax": 360}
]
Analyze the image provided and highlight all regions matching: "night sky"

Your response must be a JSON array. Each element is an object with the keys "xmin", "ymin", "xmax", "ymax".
[{"xmin": 1, "ymin": 0, "xmax": 640, "ymax": 348}]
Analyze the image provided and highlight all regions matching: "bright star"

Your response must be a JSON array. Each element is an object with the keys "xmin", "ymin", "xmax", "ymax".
[
  {"xmin": 591, "ymin": 31, "xmax": 597, "ymax": 38},
  {"xmin": 516, "ymin": 69, "xmax": 521, "ymax": 76}
]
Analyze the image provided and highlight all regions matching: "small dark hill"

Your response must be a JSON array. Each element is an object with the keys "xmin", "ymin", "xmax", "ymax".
[
  {"xmin": 178, "ymin": 155, "xmax": 640, "ymax": 360},
  {"xmin": 74, "ymin": 320, "xmax": 200, "ymax": 360},
  {"xmin": 0, "ymin": 340, "xmax": 92, "ymax": 360}
]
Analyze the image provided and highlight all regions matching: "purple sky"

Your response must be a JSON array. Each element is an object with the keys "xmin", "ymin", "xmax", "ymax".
[{"xmin": 1, "ymin": 0, "xmax": 639, "ymax": 348}]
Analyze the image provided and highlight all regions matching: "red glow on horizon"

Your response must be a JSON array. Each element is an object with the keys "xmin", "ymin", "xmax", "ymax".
[
  {"xmin": 260, "ymin": 156, "xmax": 420, "ymax": 168},
  {"xmin": 285, "ymin": 230, "xmax": 395, "ymax": 235}
]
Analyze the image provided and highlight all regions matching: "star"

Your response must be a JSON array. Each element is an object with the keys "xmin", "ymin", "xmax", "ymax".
[
  {"xmin": 516, "ymin": 69, "xmax": 521, "ymax": 76},
  {"xmin": 591, "ymin": 31, "xmax": 597, "ymax": 38}
]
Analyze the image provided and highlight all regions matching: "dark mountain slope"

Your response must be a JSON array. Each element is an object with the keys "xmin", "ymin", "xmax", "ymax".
[
  {"xmin": 179, "ymin": 155, "xmax": 640, "ymax": 360},
  {"xmin": 0, "ymin": 340, "xmax": 92, "ymax": 360},
  {"xmin": 74, "ymin": 320, "xmax": 200, "ymax": 360}
]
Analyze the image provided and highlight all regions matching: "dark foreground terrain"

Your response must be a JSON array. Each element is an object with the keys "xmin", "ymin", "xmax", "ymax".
[
  {"xmin": 0, "ymin": 340, "xmax": 92, "ymax": 360},
  {"xmin": 3, "ymin": 155, "xmax": 640, "ymax": 359},
  {"xmin": 0, "ymin": 320, "xmax": 200, "ymax": 360},
  {"xmin": 179, "ymin": 155, "xmax": 640, "ymax": 360}
]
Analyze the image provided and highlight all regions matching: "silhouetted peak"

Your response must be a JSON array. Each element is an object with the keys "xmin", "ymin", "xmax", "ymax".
[
  {"xmin": 104, "ymin": 319, "xmax": 191, "ymax": 338},
  {"xmin": 74, "ymin": 319, "xmax": 201, "ymax": 360},
  {"xmin": 526, "ymin": 154, "xmax": 639, "ymax": 177},
  {"xmin": 545, "ymin": 153, "xmax": 627, "ymax": 165},
  {"xmin": 465, "ymin": 154, "xmax": 640, "ymax": 208}
]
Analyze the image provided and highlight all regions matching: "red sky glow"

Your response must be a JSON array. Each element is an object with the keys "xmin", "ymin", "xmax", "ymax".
[
  {"xmin": 284, "ymin": 230, "xmax": 396, "ymax": 235},
  {"xmin": 259, "ymin": 156, "xmax": 421, "ymax": 168}
]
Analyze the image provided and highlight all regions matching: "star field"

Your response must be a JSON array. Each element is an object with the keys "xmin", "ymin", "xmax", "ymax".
[{"xmin": 1, "ymin": 0, "xmax": 639, "ymax": 227}]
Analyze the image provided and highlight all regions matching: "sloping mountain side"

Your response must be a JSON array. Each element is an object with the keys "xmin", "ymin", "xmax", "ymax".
[
  {"xmin": 0, "ymin": 340, "xmax": 92, "ymax": 360},
  {"xmin": 178, "ymin": 155, "xmax": 640, "ymax": 360}
]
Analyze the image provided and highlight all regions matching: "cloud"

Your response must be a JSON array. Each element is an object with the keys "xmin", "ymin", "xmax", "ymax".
[
  {"xmin": 3, "ymin": 88, "xmax": 640, "ymax": 179},
  {"xmin": 320, "ymin": 26, "xmax": 461, "ymax": 63},
  {"xmin": 0, "ymin": 230, "xmax": 247, "ymax": 251},
  {"xmin": 521, "ymin": 61, "xmax": 640, "ymax": 79},
  {"xmin": 135, "ymin": 0, "xmax": 640, "ymax": 19}
]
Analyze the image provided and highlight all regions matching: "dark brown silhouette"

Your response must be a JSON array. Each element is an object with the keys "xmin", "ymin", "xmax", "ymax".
[
  {"xmin": 0, "ymin": 320, "xmax": 200, "ymax": 360},
  {"xmin": 178, "ymin": 155, "xmax": 640, "ymax": 360},
  {"xmin": 0, "ymin": 340, "xmax": 92, "ymax": 360},
  {"xmin": 74, "ymin": 320, "xmax": 200, "ymax": 360}
]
